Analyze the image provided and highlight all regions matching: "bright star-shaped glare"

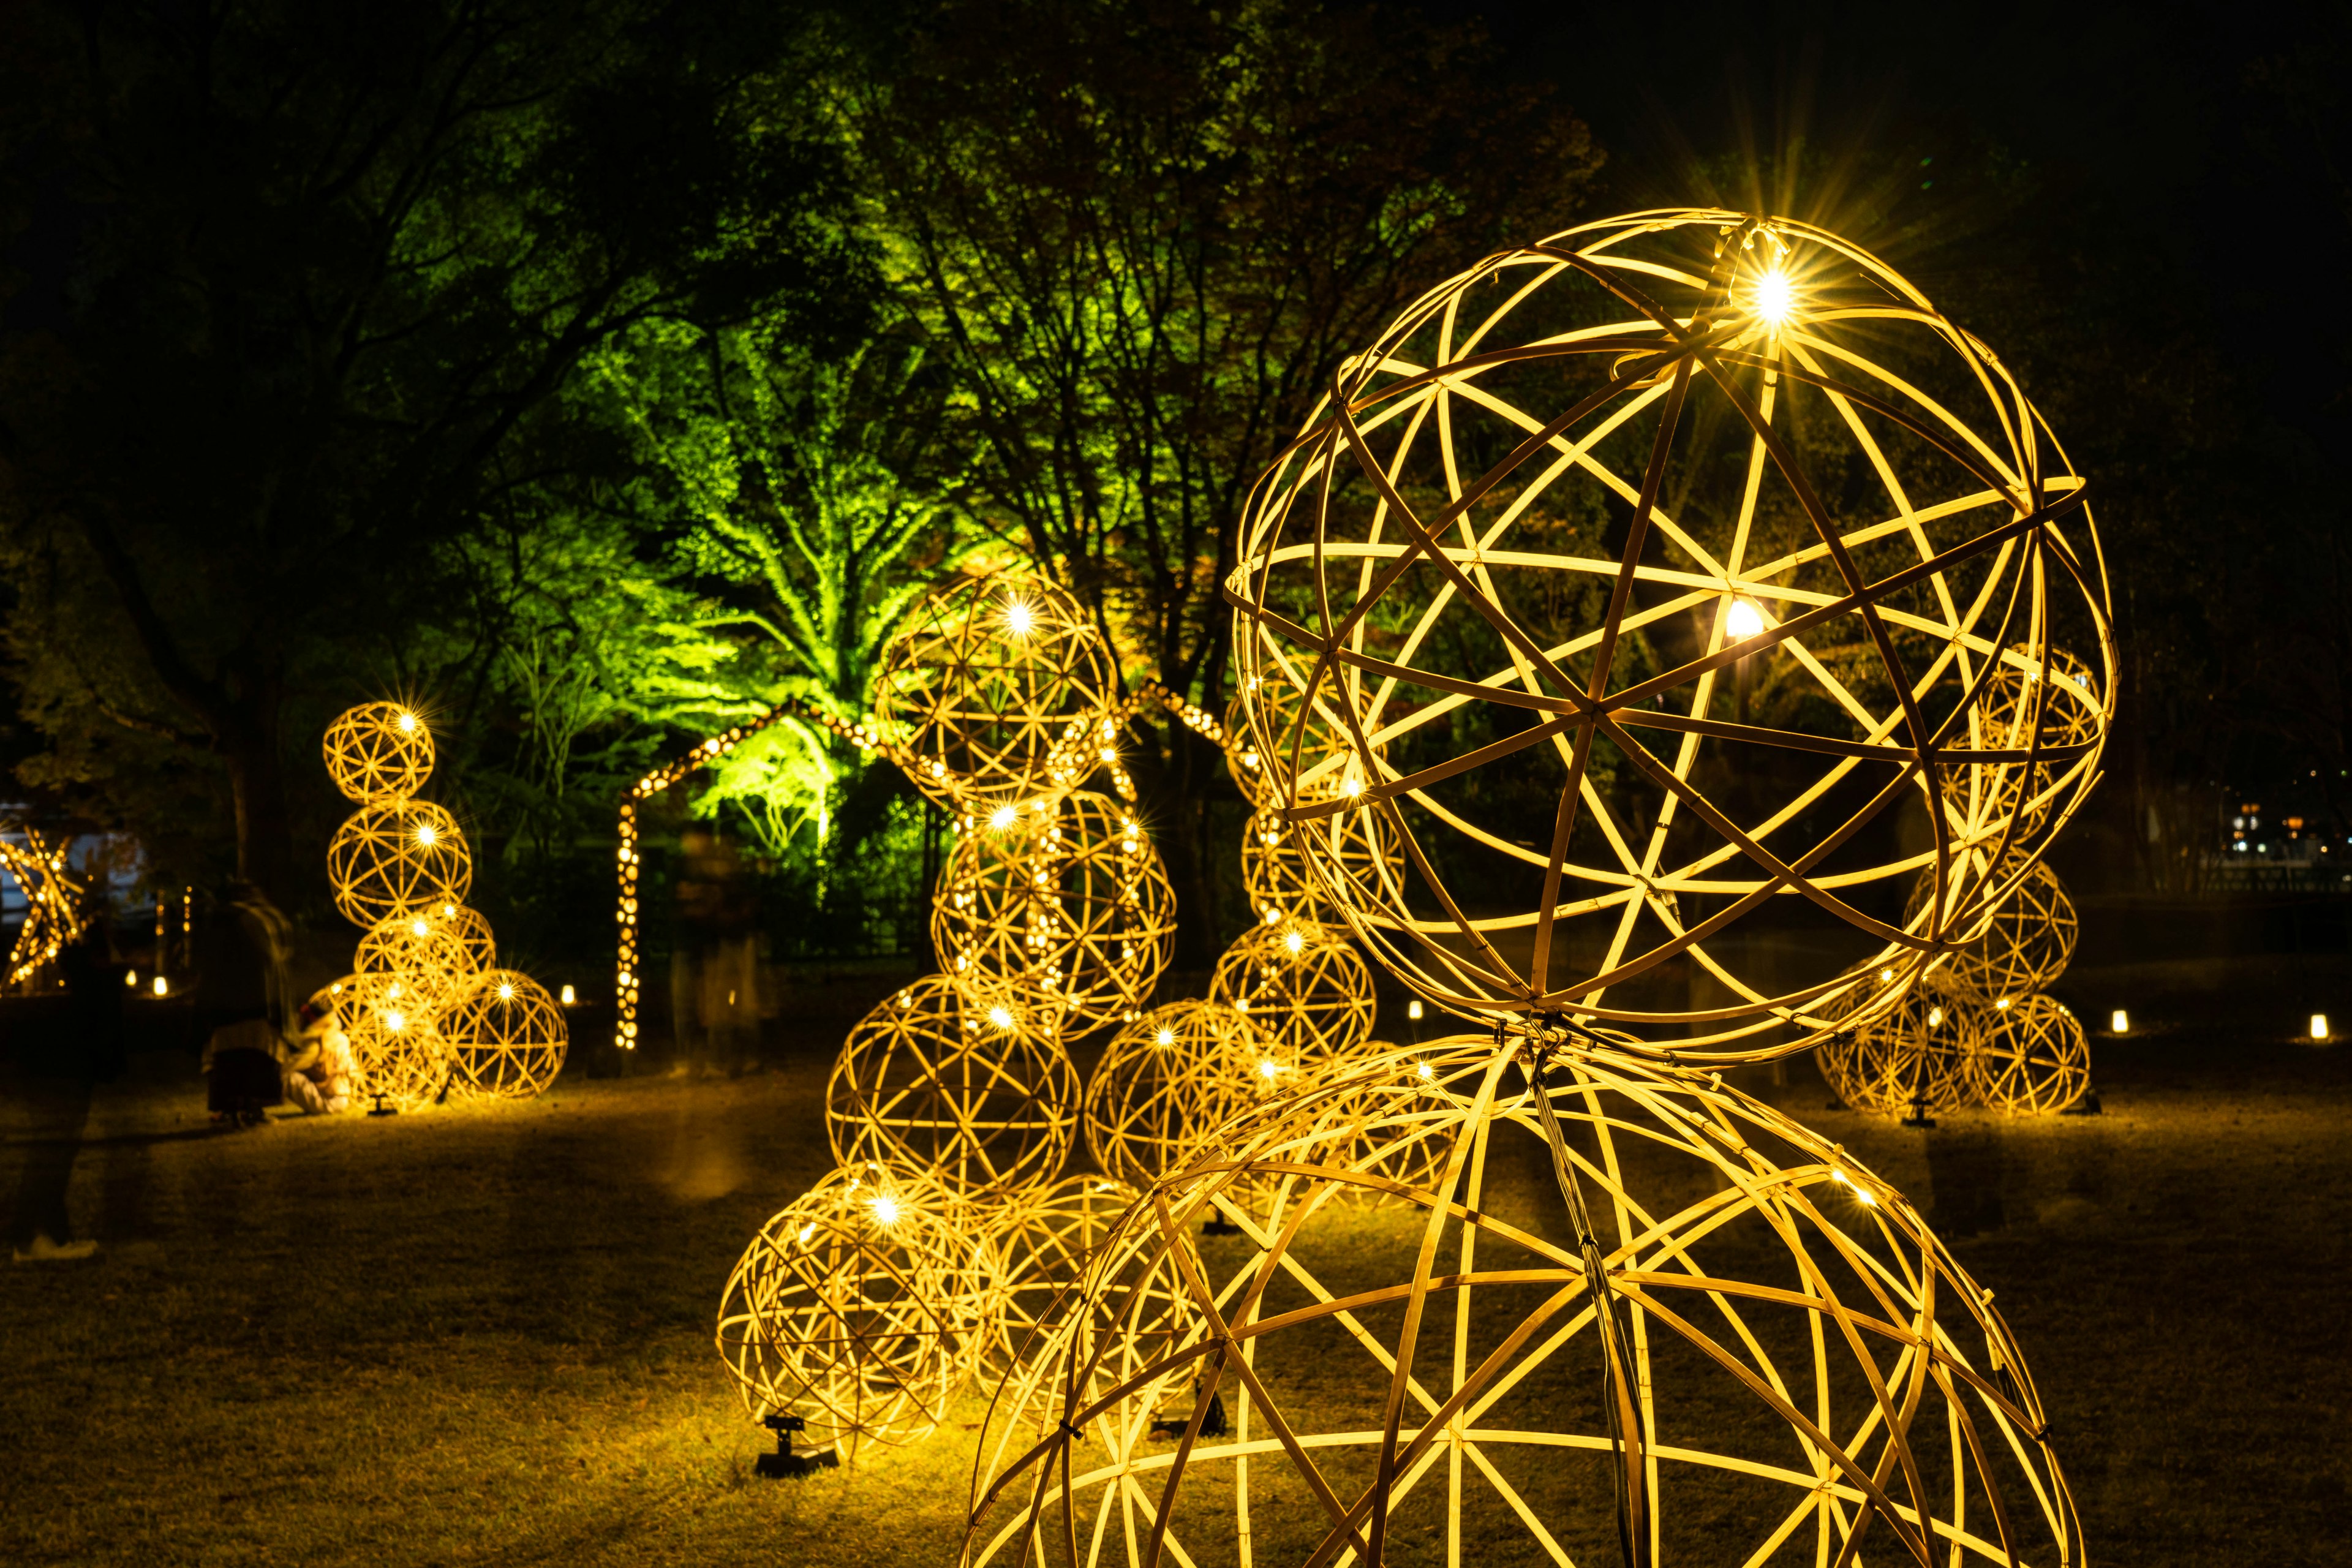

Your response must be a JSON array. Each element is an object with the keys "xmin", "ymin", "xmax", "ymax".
[{"xmin": 1751, "ymin": 266, "xmax": 1796, "ymax": 327}]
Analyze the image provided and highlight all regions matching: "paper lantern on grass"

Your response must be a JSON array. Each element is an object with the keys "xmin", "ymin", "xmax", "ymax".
[
  {"xmin": 717, "ymin": 1163, "xmax": 1000, "ymax": 1461},
  {"xmin": 1972, "ymin": 993, "xmax": 2092, "ymax": 1114},
  {"xmin": 826, "ymin": 973, "xmax": 1080, "ymax": 1200},
  {"xmin": 443, "ymin": 970, "xmax": 568, "ymax": 1099},
  {"xmin": 322, "ymin": 701, "xmax": 435, "ymax": 804},
  {"xmin": 1080, "ymin": 1000, "xmax": 1265, "ymax": 1189},
  {"xmin": 353, "ymin": 910, "xmax": 475, "ymax": 1010},
  {"xmin": 872, "ymin": 573, "xmax": 1116, "ymax": 812},
  {"xmin": 343, "ymin": 973, "xmax": 448, "ymax": 1109},
  {"xmin": 968, "ymin": 1038, "xmax": 2081, "ymax": 1568},
  {"xmin": 1944, "ymin": 861, "xmax": 2079, "ymax": 1001},
  {"xmin": 326, "ymin": 800, "xmax": 472, "ymax": 927},
  {"xmin": 931, "ymin": 791, "xmax": 1177, "ymax": 1033},
  {"xmin": 1229, "ymin": 208, "xmax": 2111, "ymax": 1060},
  {"xmin": 1208, "ymin": 918, "xmax": 1377, "ymax": 1066}
]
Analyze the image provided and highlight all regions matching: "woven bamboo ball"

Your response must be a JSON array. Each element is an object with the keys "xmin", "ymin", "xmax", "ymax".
[
  {"xmin": 1943, "ymin": 646, "xmax": 2103, "ymax": 847},
  {"xmin": 353, "ymin": 910, "xmax": 476, "ymax": 1011},
  {"xmin": 1230, "ymin": 209, "xmax": 2111, "ymax": 1059},
  {"xmin": 422, "ymin": 902, "xmax": 497, "ymax": 972},
  {"xmin": 1208, "ymin": 918, "xmax": 1377, "ymax": 1067},
  {"xmin": 326, "ymin": 800, "xmax": 472, "ymax": 927},
  {"xmin": 343, "ymin": 970, "xmax": 448, "ymax": 1109},
  {"xmin": 1945, "ymin": 861, "xmax": 2079, "ymax": 1001},
  {"xmin": 322, "ymin": 701, "xmax": 435, "ymax": 804},
  {"xmin": 872, "ymin": 573, "xmax": 1116, "ymax": 812},
  {"xmin": 0, "ymin": 830, "xmax": 80, "ymax": 985},
  {"xmin": 1820, "ymin": 976, "xmax": 1988, "ymax": 1115},
  {"xmin": 969, "ymin": 1039, "xmax": 2079, "ymax": 1567},
  {"xmin": 1972, "ymin": 992, "xmax": 2092, "ymax": 1114},
  {"xmin": 715, "ymin": 1162, "xmax": 1000, "ymax": 1460},
  {"xmin": 1080, "ymin": 1000, "xmax": 1267, "ymax": 1189},
  {"xmin": 826, "ymin": 973, "xmax": 1081, "ymax": 1200},
  {"xmin": 1239, "ymin": 801, "xmax": 1403, "ymax": 929},
  {"xmin": 443, "ymin": 970, "xmax": 568, "ymax": 1099},
  {"xmin": 931, "ymin": 791, "xmax": 1177, "ymax": 1034}
]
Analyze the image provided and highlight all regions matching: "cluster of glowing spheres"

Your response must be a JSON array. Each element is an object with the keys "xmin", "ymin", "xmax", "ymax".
[
  {"xmin": 824, "ymin": 973, "xmax": 1080, "ymax": 1200},
  {"xmin": 968, "ymin": 1038, "xmax": 2081, "ymax": 1568},
  {"xmin": 870, "ymin": 573, "xmax": 1116, "ymax": 813},
  {"xmin": 715, "ymin": 1163, "xmax": 1000, "ymax": 1460},
  {"xmin": 1229, "ymin": 208, "xmax": 2110, "ymax": 1057},
  {"xmin": 321, "ymin": 703, "xmax": 565, "ymax": 1107},
  {"xmin": 930, "ymin": 790, "xmax": 1176, "ymax": 1033}
]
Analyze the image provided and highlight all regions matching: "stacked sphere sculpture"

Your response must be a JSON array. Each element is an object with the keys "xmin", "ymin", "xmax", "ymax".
[
  {"xmin": 1229, "ymin": 208, "xmax": 2111, "ymax": 1058},
  {"xmin": 320, "ymin": 703, "xmax": 566, "ymax": 1106}
]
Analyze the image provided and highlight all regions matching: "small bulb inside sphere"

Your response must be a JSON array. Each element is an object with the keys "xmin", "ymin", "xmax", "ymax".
[
  {"xmin": 1003, "ymin": 597, "xmax": 1035, "ymax": 637},
  {"xmin": 416, "ymin": 824, "xmax": 437, "ymax": 847},
  {"xmin": 870, "ymin": 1195, "xmax": 901, "ymax": 1226},
  {"xmin": 396, "ymin": 712, "xmax": 417, "ymax": 733},
  {"xmin": 1725, "ymin": 597, "xmax": 1767, "ymax": 643},
  {"xmin": 1751, "ymin": 266, "xmax": 1796, "ymax": 327}
]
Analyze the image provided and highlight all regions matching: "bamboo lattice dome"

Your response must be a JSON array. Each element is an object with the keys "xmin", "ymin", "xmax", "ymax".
[
  {"xmin": 826, "ymin": 973, "xmax": 1082, "ymax": 1200},
  {"xmin": 1229, "ymin": 208, "xmax": 2113, "ymax": 1060},
  {"xmin": 969, "ymin": 1036, "xmax": 2080, "ymax": 1567},
  {"xmin": 322, "ymin": 701, "xmax": 436, "ymax": 804},
  {"xmin": 443, "ymin": 970, "xmax": 569, "ymax": 1099},
  {"xmin": 1208, "ymin": 918, "xmax": 1378, "ymax": 1068},
  {"xmin": 872, "ymin": 573, "xmax": 1117, "ymax": 813},
  {"xmin": 931, "ymin": 791, "xmax": 1177, "ymax": 1034},
  {"xmin": 1970, "ymin": 992, "xmax": 2091, "ymax": 1114},
  {"xmin": 1081, "ymin": 1000, "xmax": 1269, "ymax": 1190},
  {"xmin": 327, "ymin": 799, "xmax": 473, "ymax": 928}
]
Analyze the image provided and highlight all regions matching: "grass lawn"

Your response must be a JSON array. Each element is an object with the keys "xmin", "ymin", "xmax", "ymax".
[{"xmin": 3, "ymin": 961, "xmax": 2348, "ymax": 1566}]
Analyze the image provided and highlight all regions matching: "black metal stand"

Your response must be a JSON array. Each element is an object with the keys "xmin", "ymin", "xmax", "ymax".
[
  {"xmin": 2059, "ymin": 1087, "xmax": 2103, "ymax": 1117},
  {"xmin": 753, "ymin": 1414, "xmax": 839, "ymax": 1479},
  {"xmin": 366, "ymin": 1093, "xmax": 398, "ymax": 1118},
  {"xmin": 1201, "ymin": 1218, "xmax": 1243, "ymax": 1237},
  {"xmin": 1900, "ymin": 1087, "xmax": 1937, "ymax": 1129}
]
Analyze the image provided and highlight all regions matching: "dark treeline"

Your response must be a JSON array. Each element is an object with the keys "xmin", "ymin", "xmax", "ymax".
[{"xmin": 0, "ymin": 0, "xmax": 2337, "ymax": 979}]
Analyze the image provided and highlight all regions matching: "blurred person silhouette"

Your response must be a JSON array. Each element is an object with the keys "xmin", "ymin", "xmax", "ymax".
[
  {"xmin": 197, "ymin": 883, "xmax": 301, "ymax": 1126},
  {"xmin": 671, "ymin": 822, "xmax": 760, "ymax": 1077},
  {"xmin": 10, "ymin": 888, "xmax": 126, "ymax": 1262}
]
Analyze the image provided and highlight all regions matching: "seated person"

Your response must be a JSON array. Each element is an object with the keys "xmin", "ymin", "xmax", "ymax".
[{"xmin": 279, "ymin": 1000, "xmax": 354, "ymax": 1115}]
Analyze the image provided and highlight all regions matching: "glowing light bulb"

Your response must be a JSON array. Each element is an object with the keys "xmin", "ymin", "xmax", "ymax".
[
  {"xmin": 797, "ymin": 1223, "xmax": 816, "ymax": 1244},
  {"xmin": 1751, "ymin": 266, "xmax": 1796, "ymax": 328},
  {"xmin": 385, "ymin": 1010, "xmax": 406, "ymax": 1032},
  {"xmin": 1725, "ymin": 597, "xmax": 1766, "ymax": 643},
  {"xmin": 125, "ymin": 970, "xmax": 137, "ymax": 988},
  {"xmin": 415, "ymin": 823, "xmax": 438, "ymax": 847},
  {"xmin": 1927, "ymin": 1006, "xmax": 1944, "ymax": 1029},
  {"xmin": 1416, "ymin": 1062, "xmax": 1434, "ymax": 1081},
  {"xmin": 1408, "ymin": 1000, "xmax": 1423, "ymax": 1021},
  {"xmin": 1003, "ymin": 597, "xmax": 1035, "ymax": 637},
  {"xmin": 1257, "ymin": 1058, "xmax": 1280, "ymax": 1081},
  {"xmin": 1343, "ymin": 776, "xmax": 1363, "ymax": 799},
  {"xmin": 1155, "ymin": 1028, "xmax": 1175, "ymax": 1047},
  {"xmin": 560, "ymin": 984, "xmax": 576, "ymax": 1005},
  {"xmin": 2110, "ymin": 1009, "xmax": 2129, "ymax": 1035},
  {"xmin": 1283, "ymin": 930, "xmax": 1304, "ymax": 956},
  {"xmin": 990, "ymin": 805, "xmax": 1019, "ymax": 831},
  {"xmin": 153, "ymin": 974, "xmax": 168, "ymax": 997},
  {"xmin": 988, "ymin": 1005, "xmax": 1014, "ymax": 1030},
  {"xmin": 497, "ymin": 983, "xmax": 514, "ymax": 1000},
  {"xmin": 870, "ymin": 1195, "xmax": 901, "ymax": 1226},
  {"xmin": 410, "ymin": 920, "xmax": 429, "ymax": 937},
  {"xmin": 397, "ymin": 712, "xmax": 417, "ymax": 733},
  {"xmin": 1879, "ymin": 968, "xmax": 1895, "ymax": 983}
]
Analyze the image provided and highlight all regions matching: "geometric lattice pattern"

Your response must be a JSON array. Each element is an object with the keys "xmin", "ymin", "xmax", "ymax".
[
  {"xmin": 443, "ymin": 970, "xmax": 569, "ymax": 1099},
  {"xmin": 353, "ymin": 910, "xmax": 477, "ymax": 1012},
  {"xmin": 1207, "ymin": 918, "xmax": 1378, "ymax": 1069},
  {"xmin": 872, "ymin": 573, "xmax": 1117, "ymax": 813},
  {"xmin": 1820, "ymin": 978, "xmax": 1991, "ymax": 1116},
  {"xmin": 326, "ymin": 799, "xmax": 472, "ymax": 927},
  {"xmin": 342, "ymin": 970, "xmax": 448, "ymax": 1110},
  {"xmin": 1081, "ymin": 1000, "xmax": 1267, "ymax": 1190},
  {"xmin": 1970, "ymin": 993, "xmax": 2092, "ymax": 1114},
  {"xmin": 1230, "ymin": 208, "xmax": 2112, "ymax": 1060},
  {"xmin": 322, "ymin": 701, "xmax": 435, "ymax": 804},
  {"xmin": 931, "ymin": 791, "xmax": 1177, "ymax": 1034},
  {"xmin": 1942, "ymin": 861, "xmax": 2079, "ymax": 1001},
  {"xmin": 826, "ymin": 973, "xmax": 1080, "ymax": 1200},
  {"xmin": 716, "ymin": 1163, "xmax": 1000, "ymax": 1460},
  {"xmin": 1240, "ymin": 802, "xmax": 1403, "ymax": 929},
  {"xmin": 970, "ymin": 1038, "xmax": 2081, "ymax": 1568}
]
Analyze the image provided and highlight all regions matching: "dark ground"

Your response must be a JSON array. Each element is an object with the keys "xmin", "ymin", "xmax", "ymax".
[{"xmin": 1, "ymin": 954, "xmax": 2346, "ymax": 1566}]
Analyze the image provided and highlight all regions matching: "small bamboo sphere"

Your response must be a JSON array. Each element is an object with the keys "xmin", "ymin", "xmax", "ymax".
[
  {"xmin": 1972, "ymin": 992, "xmax": 2092, "ymax": 1114},
  {"xmin": 343, "ymin": 971, "xmax": 448, "ymax": 1109},
  {"xmin": 353, "ymin": 910, "xmax": 476, "ymax": 1011},
  {"xmin": 1229, "ymin": 210, "xmax": 2111, "ymax": 1057},
  {"xmin": 1208, "ymin": 918, "xmax": 1377, "ymax": 1067},
  {"xmin": 1238, "ymin": 802, "xmax": 1403, "ymax": 929},
  {"xmin": 326, "ymin": 800, "xmax": 472, "ymax": 928},
  {"xmin": 826, "ymin": 973, "xmax": 1081, "ymax": 1200},
  {"xmin": 931, "ymin": 791, "xmax": 1177, "ymax": 1034},
  {"xmin": 1943, "ymin": 647, "xmax": 2103, "ymax": 845},
  {"xmin": 871, "ymin": 573, "xmax": 1116, "ymax": 812},
  {"xmin": 423, "ymin": 902, "xmax": 497, "ymax": 972},
  {"xmin": 1080, "ymin": 1000, "xmax": 1267, "ymax": 1189},
  {"xmin": 443, "ymin": 970, "xmax": 568, "ymax": 1099},
  {"xmin": 715, "ymin": 1162, "xmax": 1000, "ymax": 1460},
  {"xmin": 1945, "ymin": 861, "xmax": 2079, "ymax": 1001},
  {"xmin": 1821, "ymin": 978, "xmax": 1988, "ymax": 1114},
  {"xmin": 322, "ymin": 701, "xmax": 435, "ymax": 804},
  {"xmin": 969, "ymin": 1040, "xmax": 2079, "ymax": 1568}
]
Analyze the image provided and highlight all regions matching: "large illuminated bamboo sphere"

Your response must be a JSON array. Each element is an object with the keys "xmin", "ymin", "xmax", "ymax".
[
  {"xmin": 969, "ymin": 1038, "xmax": 2080, "ymax": 1567},
  {"xmin": 932, "ymin": 791, "xmax": 1177, "ymax": 1033},
  {"xmin": 1971, "ymin": 993, "xmax": 2092, "ymax": 1114},
  {"xmin": 322, "ymin": 701, "xmax": 435, "ymax": 804},
  {"xmin": 872, "ymin": 573, "xmax": 1117, "ymax": 812},
  {"xmin": 443, "ymin": 970, "xmax": 569, "ymax": 1099},
  {"xmin": 343, "ymin": 971, "xmax": 448, "ymax": 1109},
  {"xmin": 326, "ymin": 799, "xmax": 472, "ymax": 928},
  {"xmin": 717, "ymin": 1162, "xmax": 1000, "ymax": 1460},
  {"xmin": 1230, "ymin": 209, "xmax": 2113, "ymax": 1061},
  {"xmin": 1208, "ymin": 918, "xmax": 1378, "ymax": 1066},
  {"xmin": 826, "ymin": 973, "xmax": 1082, "ymax": 1200},
  {"xmin": 353, "ymin": 909, "xmax": 476, "ymax": 1011},
  {"xmin": 1943, "ymin": 861, "xmax": 2079, "ymax": 1001},
  {"xmin": 1080, "ymin": 1000, "xmax": 1268, "ymax": 1189}
]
